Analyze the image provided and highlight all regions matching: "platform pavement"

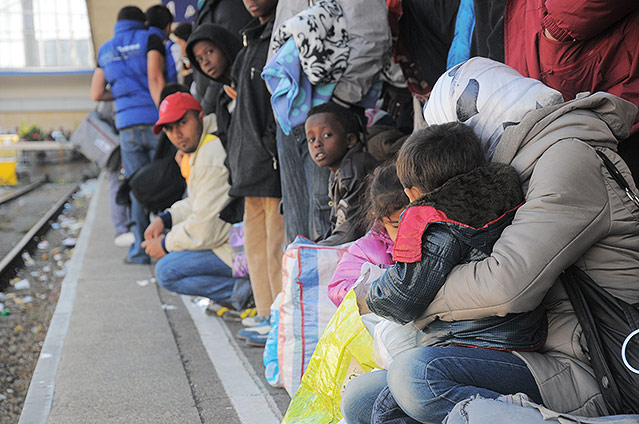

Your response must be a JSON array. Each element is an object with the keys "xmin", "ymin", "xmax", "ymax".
[{"xmin": 19, "ymin": 174, "xmax": 289, "ymax": 424}]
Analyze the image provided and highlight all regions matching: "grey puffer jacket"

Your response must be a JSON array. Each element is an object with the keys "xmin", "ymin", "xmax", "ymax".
[{"xmin": 421, "ymin": 91, "xmax": 639, "ymax": 416}]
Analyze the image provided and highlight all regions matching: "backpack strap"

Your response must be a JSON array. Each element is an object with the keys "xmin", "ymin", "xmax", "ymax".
[
  {"xmin": 596, "ymin": 150, "xmax": 639, "ymax": 208},
  {"xmin": 562, "ymin": 266, "xmax": 624, "ymax": 414}
]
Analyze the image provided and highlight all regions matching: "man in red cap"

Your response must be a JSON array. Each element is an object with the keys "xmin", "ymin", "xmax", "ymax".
[{"xmin": 142, "ymin": 92, "xmax": 239, "ymax": 306}]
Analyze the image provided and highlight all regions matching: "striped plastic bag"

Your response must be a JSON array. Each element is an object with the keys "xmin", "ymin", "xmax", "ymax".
[{"xmin": 278, "ymin": 236, "xmax": 351, "ymax": 397}]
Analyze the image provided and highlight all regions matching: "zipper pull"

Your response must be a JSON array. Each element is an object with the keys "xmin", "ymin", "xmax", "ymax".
[
  {"xmin": 251, "ymin": 67, "xmax": 255, "ymax": 79},
  {"xmin": 272, "ymin": 157, "xmax": 278, "ymax": 170},
  {"xmin": 242, "ymin": 33, "xmax": 247, "ymax": 47}
]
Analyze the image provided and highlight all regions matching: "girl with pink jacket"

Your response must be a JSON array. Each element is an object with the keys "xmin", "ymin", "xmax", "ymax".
[{"xmin": 327, "ymin": 164, "xmax": 408, "ymax": 307}]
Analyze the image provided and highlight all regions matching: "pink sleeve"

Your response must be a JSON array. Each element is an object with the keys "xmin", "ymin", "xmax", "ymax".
[
  {"xmin": 328, "ymin": 247, "xmax": 366, "ymax": 306},
  {"xmin": 327, "ymin": 231, "xmax": 394, "ymax": 306}
]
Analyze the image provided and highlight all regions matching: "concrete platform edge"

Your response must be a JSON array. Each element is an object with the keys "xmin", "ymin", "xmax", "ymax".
[
  {"xmin": 19, "ymin": 174, "xmax": 102, "ymax": 424},
  {"xmin": 182, "ymin": 295, "xmax": 284, "ymax": 424}
]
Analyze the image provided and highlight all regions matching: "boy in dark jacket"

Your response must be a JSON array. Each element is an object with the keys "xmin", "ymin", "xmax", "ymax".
[
  {"xmin": 305, "ymin": 102, "xmax": 379, "ymax": 246},
  {"xmin": 227, "ymin": 0, "xmax": 283, "ymax": 346},
  {"xmin": 363, "ymin": 122, "xmax": 547, "ymax": 352},
  {"xmin": 189, "ymin": 0, "xmax": 251, "ymax": 114},
  {"xmin": 186, "ymin": 23, "xmax": 242, "ymax": 149}
]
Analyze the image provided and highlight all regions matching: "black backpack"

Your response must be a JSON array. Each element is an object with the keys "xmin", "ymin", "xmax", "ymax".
[
  {"xmin": 561, "ymin": 151, "xmax": 639, "ymax": 415},
  {"xmin": 116, "ymin": 133, "xmax": 186, "ymax": 215},
  {"xmin": 128, "ymin": 157, "xmax": 187, "ymax": 214}
]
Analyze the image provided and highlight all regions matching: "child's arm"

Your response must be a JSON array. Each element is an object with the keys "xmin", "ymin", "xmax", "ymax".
[
  {"xmin": 328, "ymin": 231, "xmax": 392, "ymax": 306},
  {"xmin": 366, "ymin": 229, "xmax": 467, "ymax": 324}
]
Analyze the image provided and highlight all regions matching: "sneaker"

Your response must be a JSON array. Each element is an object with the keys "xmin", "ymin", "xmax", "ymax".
[
  {"xmin": 114, "ymin": 232, "xmax": 135, "ymax": 247},
  {"xmin": 245, "ymin": 332, "xmax": 268, "ymax": 347},
  {"xmin": 236, "ymin": 321, "xmax": 271, "ymax": 340},
  {"xmin": 241, "ymin": 314, "xmax": 269, "ymax": 327}
]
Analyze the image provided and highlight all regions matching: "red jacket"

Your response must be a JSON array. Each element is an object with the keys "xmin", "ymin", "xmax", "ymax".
[{"xmin": 504, "ymin": 0, "xmax": 639, "ymax": 134}]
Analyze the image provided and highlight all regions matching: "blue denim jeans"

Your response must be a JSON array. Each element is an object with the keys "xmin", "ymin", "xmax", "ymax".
[
  {"xmin": 106, "ymin": 169, "xmax": 129, "ymax": 236},
  {"xmin": 276, "ymin": 124, "xmax": 332, "ymax": 244},
  {"xmin": 341, "ymin": 346, "xmax": 542, "ymax": 424},
  {"xmin": 155, "ymin": 250, "xmax": 235, "ymax": 302},
  {"xmin": 119, "ymin": 125, "xmax": 157, "ymax": 264},
  {"xmin": 342, "ymin": 370, "xmax": 390, "ymax": 424}
]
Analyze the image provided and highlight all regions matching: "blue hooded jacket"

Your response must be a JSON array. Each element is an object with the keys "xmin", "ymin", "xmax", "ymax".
[{"xmin": 98, "ymin": 19, "xmax": 158, "ymax": 129}]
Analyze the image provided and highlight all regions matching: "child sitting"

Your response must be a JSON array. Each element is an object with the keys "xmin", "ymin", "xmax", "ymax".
[
  {"xmin": 328, "ymin": 164, "xmax": 409, "ymax": 307},
  {"xmin": 341, "ymin": 121, "xmax": 549, "ymax": 424},
  {"xmin": 364, "ymin": 122, "xmax": 547, "ymax": 351},
  {"xmin": 305, "ymin": 102, "xmax": 379, "ymax": 246}
]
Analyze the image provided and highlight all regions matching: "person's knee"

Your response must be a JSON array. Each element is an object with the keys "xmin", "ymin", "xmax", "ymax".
[
  {"xmin": 387, "ymin": 348, "xmax": 439, "ymax": 417},
  {"xmin": 154, "ymin": 256, "xmax": 175, "ymax": 289},
  {"xmin": 341, "ymin": 371, "xmax": 387, "ymax": 424}
]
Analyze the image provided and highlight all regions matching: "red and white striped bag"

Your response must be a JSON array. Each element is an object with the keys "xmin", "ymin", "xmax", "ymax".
[{"xmin": 278, "ymin": 236, "xmax": 351, "ymax": 396}]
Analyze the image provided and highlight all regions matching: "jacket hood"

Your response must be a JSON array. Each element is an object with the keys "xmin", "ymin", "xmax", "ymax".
[
  {"xmin": 493, "ymin": 92, "xmax": 638, "ymax": 168},
  {"xmin": 423, "ymin": 57, "xmax": 638, "ymax": 181},
  {"xmin": 186, "ymin": 23, "xmax": 242, "ymax": 83},
  {"xmin": 393, "ymin": 163, "xmax": 523, "ymax": 263},
  {"xmin": 114, "ymin": 19, "xmax": 146, "ymax": 33},
  {"xmin": 423, "ymin": 57, "xmax": 565, "ymax": 161},
  {"xmin": 190, "ymin": 113, "xmax": 219, "ymax": 165},
  {"xmin": 411, "ymin": 162, "xmax": 523, "ymax": 229},
  {"xmin": 202, "ymin": 113, "xmax": 218, "ymax": 138}
]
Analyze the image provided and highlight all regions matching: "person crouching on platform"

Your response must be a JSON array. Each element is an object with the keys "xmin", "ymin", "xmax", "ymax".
[{"xmin": 142, "ymin": 92, "xmax": 237, "ymax": 305}]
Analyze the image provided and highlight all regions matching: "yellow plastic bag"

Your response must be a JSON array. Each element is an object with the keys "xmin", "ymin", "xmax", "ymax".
[{"xmin": 282, "ymin": 290, "xmax": 377, "ymax": 424}]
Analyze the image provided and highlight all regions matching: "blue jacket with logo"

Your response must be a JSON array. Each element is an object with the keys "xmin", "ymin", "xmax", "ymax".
[
  {"xmin": 98, "ymin": 20, "xmax": 157, "ymax": 130},
  {"xmin": 147, "ymin": 26, "xmax": 178, "ymax": 85}
]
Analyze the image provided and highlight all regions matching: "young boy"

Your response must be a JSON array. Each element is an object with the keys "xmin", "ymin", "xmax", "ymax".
[
  {"xmin": 364, "ymin": 122, "xmax": 547, "ymax": 351},
  {"xmin": 185, "ymin": 23, "xmax": 242, "ymax": 147},
  {"xmin": 305, "ymin": 102, "xmax": 378, "ymax": 246},
  {"xmin": 227, "ymin": 0, "xmax": 283, "ymax": 347}
]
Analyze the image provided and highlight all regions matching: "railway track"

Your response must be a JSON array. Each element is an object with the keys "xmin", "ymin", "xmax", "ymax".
[
  {"xmin": 0, "ymin": 176, "xmax": 48, "ymax": 207},
  {"xmin": 0, "ymin": 179, "xmax": 83, "ymax": 288}
]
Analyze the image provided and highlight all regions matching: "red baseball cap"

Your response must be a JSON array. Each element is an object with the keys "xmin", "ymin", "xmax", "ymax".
[{"xmin": 153, "ymin": 92, "xmax": 203, "ymax": 135}]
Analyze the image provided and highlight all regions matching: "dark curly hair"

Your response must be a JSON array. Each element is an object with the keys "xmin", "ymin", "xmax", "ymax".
[{"xmin": 306, "ymin": 102, "xmax": 361, "ymax": 140}]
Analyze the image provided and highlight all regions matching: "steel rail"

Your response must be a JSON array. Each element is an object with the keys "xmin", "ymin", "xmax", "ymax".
[
  {"xmin": 0, "ymin": 181, "xmax": 82, "ymax": 287},
  {"xmin": 0, "ymin": 176, "xmax": 49, "ymax": 206}
]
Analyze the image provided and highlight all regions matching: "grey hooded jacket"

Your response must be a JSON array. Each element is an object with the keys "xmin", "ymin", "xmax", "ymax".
[{"xmin": 421, "ymin": 91, "xmax": 639, "ymax": 416}]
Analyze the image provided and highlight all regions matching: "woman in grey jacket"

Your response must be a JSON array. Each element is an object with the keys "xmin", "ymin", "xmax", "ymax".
[{"xmin": 344, "ymin": 58, "xmax": 639, "ymax": 423}]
